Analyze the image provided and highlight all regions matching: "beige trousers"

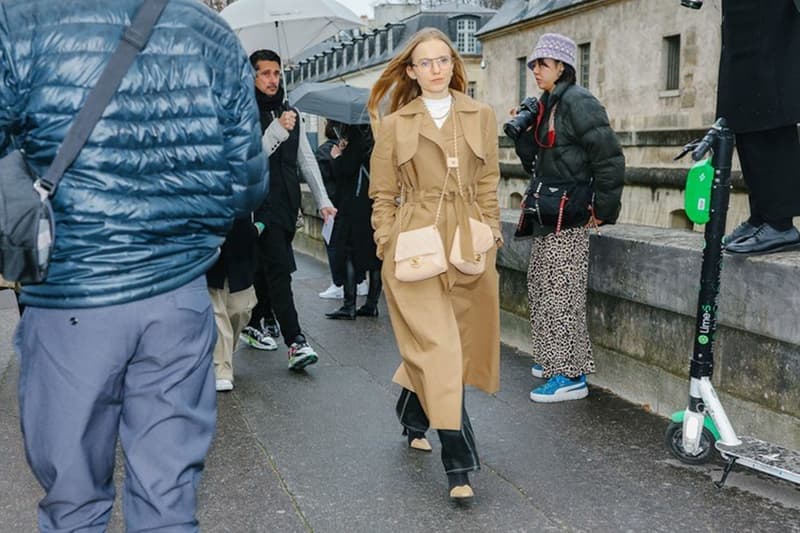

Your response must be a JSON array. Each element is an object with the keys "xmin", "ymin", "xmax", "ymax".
[{"xmin": 209, "ymin": 281, "xmax": 257, "ymax": 382}]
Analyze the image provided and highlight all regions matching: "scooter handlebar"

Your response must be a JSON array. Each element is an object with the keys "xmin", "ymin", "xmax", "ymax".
[{"xmin": 691, "ymin": 118, "xmax": 727, "ymax": 161}]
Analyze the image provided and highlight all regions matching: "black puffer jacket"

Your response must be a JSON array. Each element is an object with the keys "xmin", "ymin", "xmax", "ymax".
[{"xmin": 514, "ymin": 81, "xmax": 625, "ymax": 224}]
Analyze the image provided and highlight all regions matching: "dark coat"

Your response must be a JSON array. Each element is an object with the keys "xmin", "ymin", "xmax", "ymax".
[
  {"xmin": 717, "ymin": 0, "xmax": 800, "ymax": 133},
  {"xmin": 206, "ymin": 218, "xmax": 259, "ymax": 293},
  {"xmin": 316, "ymin": 139, "xmax": 338, "ymax": 200},
  {"xmin": 323, "ymin": 128, "xmax": 380, "ymax": 275},
  {"xmin": 254, "ymin": 103, "xmax": 302, "ymax": 234},
  {"xmin": 514, "ymin": 82, "xmax": 625, "ymax": 227}
]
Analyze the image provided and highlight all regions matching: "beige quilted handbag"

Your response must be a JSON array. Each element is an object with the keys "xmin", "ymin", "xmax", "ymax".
[
  {"xmin": 394, "ymin": 224, "xmax": 447, "ymax": 282},
  {"xmin": 449, "ymin": 217, "xmax": 495, "ymax": 275}
]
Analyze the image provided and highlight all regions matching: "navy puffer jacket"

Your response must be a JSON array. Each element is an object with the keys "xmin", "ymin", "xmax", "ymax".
[{"xmin": 0, "ymin": 0, "xmax": 268, "ymax": 308}]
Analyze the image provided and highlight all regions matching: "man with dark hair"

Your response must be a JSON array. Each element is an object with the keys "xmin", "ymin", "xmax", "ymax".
[
  {"xmin": 0, "ymin": 0, "xmax": 267, "ymax": 529},
  {"xmin": 240, "ymin": 48, "xmax": 336, "ymax": 370}
]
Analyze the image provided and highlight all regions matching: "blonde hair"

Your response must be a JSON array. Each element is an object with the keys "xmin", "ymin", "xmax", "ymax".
[{"xmin": 368, "ymin": 28, "xmax": 467, "ymax": 126}]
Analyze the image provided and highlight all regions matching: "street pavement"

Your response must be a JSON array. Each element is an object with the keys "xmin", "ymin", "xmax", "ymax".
[{"xmin": 1, "ymin": 254, "xmax": 799, "ymax": 532}]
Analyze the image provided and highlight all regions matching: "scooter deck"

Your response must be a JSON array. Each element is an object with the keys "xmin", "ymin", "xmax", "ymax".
[{"xmin": 716, "ymin": 436, "xmax": 800, "ymax": 484}]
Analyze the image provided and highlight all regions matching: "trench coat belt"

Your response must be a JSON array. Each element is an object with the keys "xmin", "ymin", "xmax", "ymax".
[{"xmin": 403, "ymin": 187, "xmax": 478, "ymax": 263}]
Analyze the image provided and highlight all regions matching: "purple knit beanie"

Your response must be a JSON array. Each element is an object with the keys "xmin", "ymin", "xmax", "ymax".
[{"xmin": 527, "ymin": 33, "xmax": 577, "ymax": 70}]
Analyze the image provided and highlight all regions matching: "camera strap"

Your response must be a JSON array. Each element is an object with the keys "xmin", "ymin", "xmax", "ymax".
[{"xmin": 534, "ymin": 100, "xmax": 558, "ymax": 149}]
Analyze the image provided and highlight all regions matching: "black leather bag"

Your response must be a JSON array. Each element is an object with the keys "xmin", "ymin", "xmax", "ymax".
[
  {"xmin": 0, "ymin": 0, "xmax": 168, "ymax": 283},
  {"xmin": 521, "ymin": 178, "xmax": 593, "ymax": 231},
  {"xmin": 514, "ymin": 208, "xmax": 535, "ymax": 238}
]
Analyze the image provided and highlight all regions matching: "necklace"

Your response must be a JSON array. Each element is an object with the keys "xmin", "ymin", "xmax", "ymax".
[
  {"xmin": 427, "ymin": 107, "xmax": 450, "ymax": 120},
  {"xmin": 423, "ymin": 95, "xmax": 452, "ymax": 121}
]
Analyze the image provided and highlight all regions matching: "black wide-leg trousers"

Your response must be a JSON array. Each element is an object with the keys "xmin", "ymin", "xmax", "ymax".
[
  {"xmin": 736, "ymin": 125, "xmax": 800, "ymax": 224},
  {"xmin": 396, "ymin": 388, "xmax": 480, "ymax": 475}
]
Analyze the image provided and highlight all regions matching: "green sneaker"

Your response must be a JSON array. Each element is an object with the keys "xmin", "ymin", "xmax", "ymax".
[{"xmin": 288, "ymin": 339, "xmax": 318, "ymax": 371}]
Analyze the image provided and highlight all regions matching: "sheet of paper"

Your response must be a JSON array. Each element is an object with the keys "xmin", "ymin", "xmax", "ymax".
[{"xmin": 322, "ymin": 216, "xmax": 334, "ymax": 245}]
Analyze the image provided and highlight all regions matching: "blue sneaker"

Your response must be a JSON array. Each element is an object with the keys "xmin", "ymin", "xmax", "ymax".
[
  {"xmin": 530, "ymin": 375, "xmax": 588, "ymax": 403},
  {"xmin": 531, "ymin": 364, "xmax": 544, "ymax": 378}
]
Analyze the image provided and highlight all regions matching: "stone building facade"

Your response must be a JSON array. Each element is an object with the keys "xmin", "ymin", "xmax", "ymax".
[
  {"xmin": 478, "ymin": 0, "xmax": 755, "ymax": 232},
  {"xmin": 285, "ymin": 2, "xmax": 496, "ymax": 122}
]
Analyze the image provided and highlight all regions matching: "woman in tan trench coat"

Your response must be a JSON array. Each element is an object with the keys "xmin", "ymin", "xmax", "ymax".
[{"xmin": 367, "ymin": 28, "xmax": 502, "ymax": 503}]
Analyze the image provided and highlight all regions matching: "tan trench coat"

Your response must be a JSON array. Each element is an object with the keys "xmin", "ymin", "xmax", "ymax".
[{"xmin": 369, "ymin": 91, "xmax": 501, "ymax": 430}]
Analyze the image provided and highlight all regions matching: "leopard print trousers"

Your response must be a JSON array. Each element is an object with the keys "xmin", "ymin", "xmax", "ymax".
[{"xmin": 527, "ymin": 226, "xmax": 594, "ymax": 379}]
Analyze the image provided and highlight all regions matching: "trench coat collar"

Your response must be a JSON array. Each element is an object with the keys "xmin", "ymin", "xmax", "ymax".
[{"xmin": 395, "ymin": 91, "xmax": 484, "ymax": 166}]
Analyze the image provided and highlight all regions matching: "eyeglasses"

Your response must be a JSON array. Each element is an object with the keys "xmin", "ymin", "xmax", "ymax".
[{"xmin": 411, "ymin": 56, "xmax": 453, "ymax": 71}]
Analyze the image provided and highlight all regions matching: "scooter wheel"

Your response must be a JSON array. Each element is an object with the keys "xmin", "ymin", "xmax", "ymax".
[{"xmin": 664, "ymin": 421, "xmax": 716, "ymax": 465}]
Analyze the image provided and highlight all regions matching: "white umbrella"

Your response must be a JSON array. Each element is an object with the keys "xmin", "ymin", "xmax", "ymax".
[{"xmin": 220, "ymin": 0, "xmax": 363, "ymax": 60}]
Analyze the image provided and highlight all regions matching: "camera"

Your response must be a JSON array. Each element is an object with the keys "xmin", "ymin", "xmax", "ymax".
[
  {"xmin": 680, "ymin": 0, "xmax": 703, "ymax": 8},
  {"xmin": 503, "ymin": 97, "xmax": 539, "ymax": 141}
]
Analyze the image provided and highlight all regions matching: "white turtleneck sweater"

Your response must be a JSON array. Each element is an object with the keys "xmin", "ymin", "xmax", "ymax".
[{"xmin": 422, "ymin": 94, "xmax": 452, "ymax": 128}]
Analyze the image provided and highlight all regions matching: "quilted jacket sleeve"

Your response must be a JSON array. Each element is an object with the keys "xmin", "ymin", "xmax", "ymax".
[
  {"xmin": 476, "ymin": 105, "xmax": 502, "ymax": 243},
  {"xmin": 569, "ymin": 92, "xmax": 625, "ymax": 223},
  {"xmin": 0, "ymin": 7, "xmax": 21, "ymax": 156}
]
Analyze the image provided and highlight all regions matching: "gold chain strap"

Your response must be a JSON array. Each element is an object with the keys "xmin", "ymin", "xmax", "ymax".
[{"xmin": 399, "ymin": 101, "xmax": 460, "ymax": 230}]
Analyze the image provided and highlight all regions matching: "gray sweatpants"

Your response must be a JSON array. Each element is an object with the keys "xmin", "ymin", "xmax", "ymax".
[{"xmin": 14, "ymin": 276, "xmax": 217, "ymax": 532}]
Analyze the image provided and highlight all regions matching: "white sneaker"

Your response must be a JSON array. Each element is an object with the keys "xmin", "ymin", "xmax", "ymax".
[
  {"xmin": 318, "ymin": 284, "xmax": 343, "ymax": 299},
  {"xmin": 215, "ymin": 379, "xmax": 233, "ymax": 392},
  {"xmin": 357, "ymin": 279, "xmax": 369, "ymax": 296}
]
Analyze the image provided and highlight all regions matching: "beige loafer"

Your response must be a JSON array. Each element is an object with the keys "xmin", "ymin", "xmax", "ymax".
[
  {"xmin": 409, "ymin": 437, "xmax": 433, "ymax": 452},
  {"xmin": 449, "ymin": 484, "xmax": 474, "ymax": 503}
]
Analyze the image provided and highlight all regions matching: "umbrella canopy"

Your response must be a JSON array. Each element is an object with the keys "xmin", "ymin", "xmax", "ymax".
[
  {"xmin": 288, "ymin": 82, "xmax": 370, "ymax": 125},
  {"xmin": 220, "ymin": 0, "xmax": 363, "ymax": 59}
]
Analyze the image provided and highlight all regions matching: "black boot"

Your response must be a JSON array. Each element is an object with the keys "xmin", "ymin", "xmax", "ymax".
[
  {"xmin": 356, "ymin": 269, "xmax": 382, "ymax": 317},
  {"xmin": 326, "ymin": 260, "xmax": 356, "ymax": 320}
]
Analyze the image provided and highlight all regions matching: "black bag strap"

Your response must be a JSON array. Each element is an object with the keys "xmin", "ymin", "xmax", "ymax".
[{"xmin": 36, "ymin": 0, "xmax": 169, "ymax": 195}]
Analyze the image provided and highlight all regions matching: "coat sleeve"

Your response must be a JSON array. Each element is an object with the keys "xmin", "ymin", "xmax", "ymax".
[
  {"xmin": 220, "ymin": 54, "xmax": 269, "ymax": 219},
  {"xmin": 476, "ymin": 106, "xmax": 503, "ymax": 243},
  {"xmin": 330, "ymin": 129, "xmax": 366, "ymax": 183},
  {"xmin": 315, "ymin": 140, "xmax": 336, "ymax": 198},
  {"xmin": 0, "ymin": 10, "xmax": 21, "ymax": 157},
  {"xmin": 262, "ymin": 119, "xmax": 290, "ymax": 156},
  {"xmin": 569, "ymin": 93, "xmax": 625, "ymax": 223},
  {"xmin": 368, "ymin": 116, "xmax": 401, "ymax": 260},
  {"xmin": 513, "ymin": 127, "xmax": 538, "ymax": 178},
  {"xmin": 297, "ymin": 119, "xmax": 334, "ymax": 211}
]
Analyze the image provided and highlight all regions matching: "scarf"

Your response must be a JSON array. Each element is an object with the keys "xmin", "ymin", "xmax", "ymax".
[{"xmin": 255, "ymin": 86, "xmax": 285, "ymax": 133}]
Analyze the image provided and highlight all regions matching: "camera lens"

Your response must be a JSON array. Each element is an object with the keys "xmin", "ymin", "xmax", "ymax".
[{"xmin": 504, "ymin": 109, "xmax": 536, "ymax": 141}]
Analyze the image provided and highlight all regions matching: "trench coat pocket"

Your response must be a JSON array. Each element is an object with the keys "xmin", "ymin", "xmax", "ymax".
[
  {"xmin": 394, "ymin": 225, "xmax": 447, "ymax": 282},
  {"xmin": 449, "ymin": 218, "xmax": 495, "ymax": 275}
]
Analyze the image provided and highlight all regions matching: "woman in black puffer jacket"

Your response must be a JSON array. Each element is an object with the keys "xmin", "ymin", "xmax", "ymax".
[{"xmin": 512, "ymin": 33, "xmax": 624, "ymax": 404}]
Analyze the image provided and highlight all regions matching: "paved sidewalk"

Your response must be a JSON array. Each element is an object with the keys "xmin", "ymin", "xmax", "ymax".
[{"xmin": 1, "ymin": 255, "xmax": 798, "ymax": 532}]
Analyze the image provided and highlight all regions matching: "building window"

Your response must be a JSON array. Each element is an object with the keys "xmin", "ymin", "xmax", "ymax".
[
  {"xmin": 467, "ymin": 81, "xmax": 477, "ymax": 98},
  {"xmin": 518, "ymin": 57, "xmax": 527, "ymax": 103},
  {"xmin": 579, "ymin": 42, "xmax": 590, "ymax": 88},
  {"xmin": 456, "ymin": 18, "xmax": 478, "ymax": 54},
  {"xmin": 664, "ymin": 35, "xmax": 681, "ymax": 91}
]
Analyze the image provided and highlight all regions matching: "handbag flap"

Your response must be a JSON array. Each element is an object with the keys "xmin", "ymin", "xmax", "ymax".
[
  {"xmin": 469, "ymin": 217, "xmax": 495, "ymax": 253},
  {"xmin": 394, "ymin": 225, "xmax": 444, "ymax": 262}
]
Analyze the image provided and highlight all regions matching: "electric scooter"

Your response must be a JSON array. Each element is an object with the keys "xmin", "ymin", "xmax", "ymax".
[{"xmin": 665, "ymin": 118, "xmax": 800, "ymax": 488}]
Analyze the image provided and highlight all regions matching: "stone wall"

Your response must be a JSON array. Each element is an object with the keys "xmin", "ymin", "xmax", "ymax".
[{"xmin": 496, "ymin": 213, "xmax": 800, "ymax": 450}]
